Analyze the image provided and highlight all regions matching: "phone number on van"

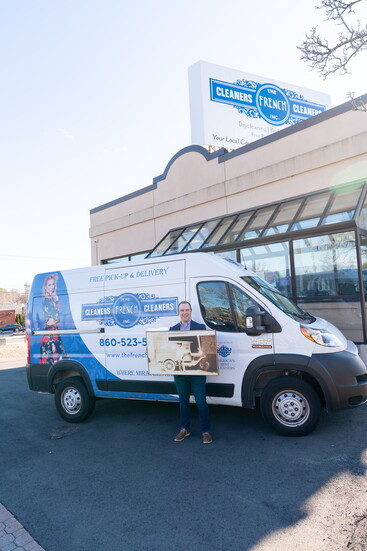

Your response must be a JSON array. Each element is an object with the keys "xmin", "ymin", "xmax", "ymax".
[{"xmin": 99, "ymin": 338, "xmax": 147, "ymax": 347}]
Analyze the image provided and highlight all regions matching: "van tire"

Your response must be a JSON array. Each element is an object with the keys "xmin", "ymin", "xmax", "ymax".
[
  {"xmin": 54, "ymin": 377, "xmax": 95, "ymax": 423},
  {"xmin": 260, "ymin": 376, "xmax": 321, "ymax": 436}
]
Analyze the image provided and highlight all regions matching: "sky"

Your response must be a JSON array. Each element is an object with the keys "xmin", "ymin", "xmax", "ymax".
[{"xmin": 1, "ymin": 0, "xmax": 366, "ymax": 292}]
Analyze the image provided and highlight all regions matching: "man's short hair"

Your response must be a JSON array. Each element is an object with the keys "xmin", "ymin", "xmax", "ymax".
[{"xmin": 178, "ymin": 301, "xmax": 192, "ymax": 311}]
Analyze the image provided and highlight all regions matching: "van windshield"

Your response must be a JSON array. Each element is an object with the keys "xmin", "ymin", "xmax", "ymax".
[{"xmin": 241, "ymin": 276, "xmax": 316, "ymax": 323}]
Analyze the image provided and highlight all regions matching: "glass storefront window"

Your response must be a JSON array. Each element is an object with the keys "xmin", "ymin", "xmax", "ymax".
[
  {"xmin": 169, "ymin": 225, "xmax": 201, "ymax": 254},
  {"xmin": 238, "ymin": 206, "xmax": 275, "ymax": 241},
  {"xmin": 293, "ymin": 231, "xmax": 364, "ymax": 342},
  {"xmin": 263, "ymin": 198, "xmax": 302, "ymax": 236},
  {"xmin": 240, "ymin": 242, "xmax": 291, "ymax": 296},
  {"xmin": 320, "ymin": 186, "xmax": 362, "ymax": 226},
  {"xmin": 291, "ymin": 192, "xmax": 330, "ymax": 231},
  {"xmin": 148, "ymin": 228, "xmax": 184, "ymax": 257},
  {"xmin": 185, "ymin": 220, "xmax": 218, "ymax": 250},
  {"xmin": 294, "ymin": 232, "xmax": 359, "ymax": 298},
  {"xmin": 360, "ymin": 235, "xmax": 367, "ymax": 296},
  {"xmin": 202, "ymin": 215, "xmax": 237, "ymax": 248},
  {"xmin": 219, "ymin": 211, "xmax": 253, "ymax": 244},
  {"xmin": 148, "ymin": 182, "xmax": 366, "ymax": 257},
  {"xmin": 358, "ymin": 192, "xmax": 367, "ymax": 230}
]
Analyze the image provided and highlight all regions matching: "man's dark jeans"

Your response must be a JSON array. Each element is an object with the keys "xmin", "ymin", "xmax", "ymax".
[{"xmin": 174, "ymin": 375, "xmax": 211, "ymax": 433}]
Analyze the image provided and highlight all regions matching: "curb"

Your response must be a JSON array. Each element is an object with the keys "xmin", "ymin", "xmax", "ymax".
[
  {"xmin": 0, "ymin": 504, "xmax": 45, "ymax": 551},
  {"xmin": 0, "ymin": 336, "xmax": 26, "ymax": 347}
]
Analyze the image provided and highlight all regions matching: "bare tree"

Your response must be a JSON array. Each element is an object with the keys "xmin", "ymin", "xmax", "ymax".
[
  {"xmin": 298, "ymin": 0, "xmax": 367, "ymax": 78},
  {"xmin": 0, "ymin": 283, "xmax": 30, "ymax": 311}
]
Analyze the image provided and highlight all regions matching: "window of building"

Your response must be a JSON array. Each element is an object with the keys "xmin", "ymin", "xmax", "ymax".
[
  {"xmin": 240, "ymin": 242, "xmax": 291, "ymax": 296},
  {"xmin": 144, "ymin": 180, "xmax": 367, "ymax": 343},
  {"xmin": 359, "ymin": 235, "xmax": 367, "ymax": 296},
  {"xmin": 201, "ymin": 215, "xmax": 238, "ymax": 248},
  {"xmin": 168, "ymin": 225, "xmax": 202, "ymax": 254},
  {"xmin": 358, "ymin": 192, "xmax": 367, "ymax": 230},
  {"xmin": 293, "ymin": 232, "xmax": 359, "ymax": 299},
  {"xmin": 263, "ymin": 199, "xmax": 302, "ymax": 236},
  {"xmin": 238, "ymin": 205, "xmax": 276, "ymax": 241},
  {"xmin": 147, "ymin": 181, "xmax": 366, "ymax": 258},
  {"xmin": 218, "ymin": 211, "xmax": 253, "ymax": 244},
  {"xmin": 290, "ymin": 192, "xmax": 330, "ymax": 231},
  {"xmin": 184, "ymin": 220, "xmax": 218, "ymax": 251},
  {"xmin": 320, "ymin": 186, "xmax": 361, "ymax": 225},
  {"xmin": 148, "ymin": 229, "xmax": 184, "ymax": 257}
]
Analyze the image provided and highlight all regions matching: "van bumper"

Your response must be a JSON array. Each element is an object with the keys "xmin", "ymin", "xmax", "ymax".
[{"xmin": 310, "ymin": 340, "xmax": 367, "ymax": 410}]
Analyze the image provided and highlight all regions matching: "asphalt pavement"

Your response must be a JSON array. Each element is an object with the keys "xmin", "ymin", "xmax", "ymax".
[{"xmin": 1, "ymin": 361, "xmax": 367, "ymax": 551}]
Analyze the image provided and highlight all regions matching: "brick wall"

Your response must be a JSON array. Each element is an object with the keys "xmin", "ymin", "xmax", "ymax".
[{"xmin": 0, "ymin": 310, "xmax": 16, "ymax": 326}]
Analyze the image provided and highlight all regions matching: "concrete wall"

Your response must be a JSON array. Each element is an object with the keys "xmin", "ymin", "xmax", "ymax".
[{"xmin": 89, "ymin": 97, "xmax": 367, "ymax": 264}]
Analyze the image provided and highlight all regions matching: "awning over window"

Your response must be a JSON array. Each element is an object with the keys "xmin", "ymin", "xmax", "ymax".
[{"xmin": 147, "ymin": 181, "xmax": 367, "ymax": 258}]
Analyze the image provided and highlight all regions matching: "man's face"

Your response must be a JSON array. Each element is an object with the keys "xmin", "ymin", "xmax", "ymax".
[{"xmin": 179, "ymin": 303, "xmax": 192, "ymax": 325}]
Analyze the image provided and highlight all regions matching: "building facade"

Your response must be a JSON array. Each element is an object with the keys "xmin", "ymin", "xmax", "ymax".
[
  {"xmin": 90, "ymin": 95, "xmax": 367, "ymax": 344},
  {"xmin": 0, "ymin": 309, "xmax": 16, "ymax": 327}
]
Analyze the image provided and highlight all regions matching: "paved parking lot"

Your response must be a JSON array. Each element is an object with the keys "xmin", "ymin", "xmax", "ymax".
[{"xmin": 1, "ymin": 362, "xmax": 366, "ymax": 551}]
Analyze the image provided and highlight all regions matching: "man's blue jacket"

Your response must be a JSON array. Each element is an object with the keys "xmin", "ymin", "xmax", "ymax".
[{"xmin": 169, "ymin": 320, "xmax": 206, "ymax": 331}]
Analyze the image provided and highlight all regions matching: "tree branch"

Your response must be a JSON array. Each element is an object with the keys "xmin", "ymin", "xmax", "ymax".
[{"xmin": 298, "ymin": 0, "xmax": 367, "ymax": 78}]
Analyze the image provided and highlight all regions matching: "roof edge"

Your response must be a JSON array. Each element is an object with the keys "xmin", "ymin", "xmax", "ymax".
[
  {"xmin": 153, "ymin": 145, "xmax": 227, "ymax": 184},
  {"xmin": 90, "ymin": 183, "xmax": 157, "ymax": 214},
  {"xmin": 219, "ymin": 93, "xmax": 367, "ymax": 163},
  {"xmin": 90, "ymin": 93, "xmax": 367, "ymax": 215}
]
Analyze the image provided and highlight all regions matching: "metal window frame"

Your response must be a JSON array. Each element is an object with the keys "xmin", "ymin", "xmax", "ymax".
[{"xmin": 147, "ymin": 181, "xmax": 367, "ymax": 258}]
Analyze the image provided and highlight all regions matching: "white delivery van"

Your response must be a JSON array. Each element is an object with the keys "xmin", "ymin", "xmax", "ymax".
[{"xmin": 26, "ymin": 253, "xmax": 367, "ymax": 436}]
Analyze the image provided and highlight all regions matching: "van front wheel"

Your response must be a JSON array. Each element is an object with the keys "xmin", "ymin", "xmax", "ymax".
[
  {"xmin": 55, "ymin": 377, "xmax": 95, "ymax": 423},
  {"xmin": 260, "ymin": 376, "xmax": 321, "ymax": 436}
]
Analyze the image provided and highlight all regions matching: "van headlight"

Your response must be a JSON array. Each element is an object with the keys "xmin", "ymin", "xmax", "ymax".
[{"xmin": 300, "ymin": 325, "xmax": 343, "ymax": 347}]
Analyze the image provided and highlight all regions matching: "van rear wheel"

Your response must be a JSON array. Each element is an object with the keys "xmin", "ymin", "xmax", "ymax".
[
  {"xmin": 260, "ymin": 376, "xmax": 321, "ymax": 436},
  {"xmin": 55, "ymin": 377, "xmax": 95, "ymax": 423}
]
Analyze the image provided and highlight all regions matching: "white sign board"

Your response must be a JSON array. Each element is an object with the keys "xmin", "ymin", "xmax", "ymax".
[{"xmin": 188, "ymin": 61, "xmax": 331, "ymax": 149}]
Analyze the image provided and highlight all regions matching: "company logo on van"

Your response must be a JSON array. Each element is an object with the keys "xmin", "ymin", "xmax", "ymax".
[
  {"xmin": 82, "ymin": 293, "xmax": 178, "ymax": 329},
  {"xmin": 218, "ymin": 345, "xmax": 232, "ymax": 358}
]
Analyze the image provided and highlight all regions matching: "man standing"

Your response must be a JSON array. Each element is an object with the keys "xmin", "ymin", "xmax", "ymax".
[{"xmin": 170, "ymin": 301, "xmax": 212, "ymax": 444}]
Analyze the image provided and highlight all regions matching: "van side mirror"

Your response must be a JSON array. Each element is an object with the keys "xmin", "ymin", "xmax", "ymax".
[
  {"xmin": 245, "ymin": 305, "xmax": 265, "ymax": 336},
  {"xmin": 245, "ymin": 306, "xmax": 282, "ymax": 335}
]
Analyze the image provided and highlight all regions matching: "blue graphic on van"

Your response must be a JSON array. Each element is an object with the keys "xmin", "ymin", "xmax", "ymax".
[
  {"xmin": 209, "ymin": 78, "xmax": 327, "ymax": 126},
  {"xmin": 82, "ymin": 293, "xmax": 178, "ymax": 329},
  {"xmin": 218, "ymin": 345, "xmax": 232, "ymax": 358}
]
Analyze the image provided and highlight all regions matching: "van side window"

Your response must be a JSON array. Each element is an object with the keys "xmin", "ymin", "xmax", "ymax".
[
  {"xmin": 230, "ymin": 285, "xmax": 257, "ymax": 331},
  {"xmin": 197, "ymin": 282, "xmax": 235, "ymax": 332}
]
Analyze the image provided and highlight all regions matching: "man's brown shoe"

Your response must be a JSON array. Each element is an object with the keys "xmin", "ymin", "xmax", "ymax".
[
  {"xmin": 202, "ymin": 432, "xmax": 213, "ymax": 444},
  {"xmin": 174, "ymin": 429, "xmax": 191, "ymax": 442}
]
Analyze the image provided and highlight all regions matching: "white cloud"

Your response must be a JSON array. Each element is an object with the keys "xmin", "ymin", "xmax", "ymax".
[{"xmin": 57, "ymin": 128, "xmax": 75, "ymax": 140}]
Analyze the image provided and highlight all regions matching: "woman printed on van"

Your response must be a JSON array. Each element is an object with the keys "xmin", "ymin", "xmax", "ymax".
[
  {"xmin": 42, "ymin": 274, "xmax": 60, "ymax": 329},
  {"xmin": 40, "ymin": 274, "xmax": 66, "ymax": 365}
]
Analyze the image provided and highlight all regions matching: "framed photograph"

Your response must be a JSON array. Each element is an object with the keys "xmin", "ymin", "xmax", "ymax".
[{"xmin": 146, "ymin": 330, "xmax": 218, "ymax": 376}]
